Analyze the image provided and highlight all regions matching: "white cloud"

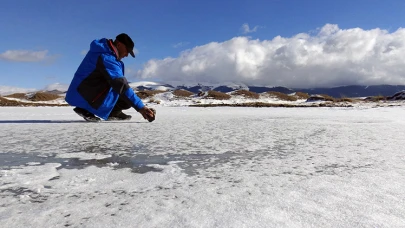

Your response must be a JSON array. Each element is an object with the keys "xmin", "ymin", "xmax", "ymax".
[
  {"xmin": 81, "ymin": 50, "xmax": 88, "ymax": 55},
  {"xmin": 135, "ymin": 24, "xmax": 405, "ymax": 88},
  {"xmin": 42, "ymin": 83, "xmax": 69, "ymax": 92},
  {"xmin": 172, "ymin": 42, "xmax": 189, "ymax": 48},
  {"xmin": 0, "ymin": 50, "xmax": 50, "ymax": 62},
  {"xmin": 241, "ymin": 23, "xmax": 261, "ymax": 34},
  {"xmin": 0, "ymin": 86, "xmax": 37, "ymax": 96}
]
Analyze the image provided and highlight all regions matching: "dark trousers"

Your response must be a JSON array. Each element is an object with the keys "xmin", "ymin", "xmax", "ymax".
[{"xmin": 111, "ymin": 96, "xmax": 132, "ymax": 114}]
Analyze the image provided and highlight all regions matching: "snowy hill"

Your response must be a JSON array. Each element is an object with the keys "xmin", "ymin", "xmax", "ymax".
[
  {"xmin": 2, "ymin": 87, "xmax": 405, "ymax": 109},
  {"xmin": 128, "ymin": 81, "xmax": 174, "ymax": 91},
  {"xmin": 3, "ymin": 82, "xmax": 405, "ymax": 108}
]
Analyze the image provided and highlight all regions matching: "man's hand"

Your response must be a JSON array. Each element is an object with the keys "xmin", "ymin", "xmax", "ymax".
[{"xmin": 139, "ymin": 107, "xmax": 156, "ymax": 122}]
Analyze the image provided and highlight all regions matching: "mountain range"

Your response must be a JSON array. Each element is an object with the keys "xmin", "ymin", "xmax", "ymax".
[
  {"xmin": 2, "ymin": 82, "xmax": 405, "ymax": 98},
  {"xmin": 128, "ymin": 82, "xmax": 405, "ymax": 98}
]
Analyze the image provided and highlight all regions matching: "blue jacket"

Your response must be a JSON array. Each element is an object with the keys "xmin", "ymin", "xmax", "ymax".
[{"xmin": 65, "ymin": 38, "xmax": 145, "ymax": 119}]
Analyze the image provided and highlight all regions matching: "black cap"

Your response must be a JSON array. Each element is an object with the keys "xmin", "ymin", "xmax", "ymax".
[{"xmin": 116, "ymin": 33, "xmax": 135, "ymax": 58}]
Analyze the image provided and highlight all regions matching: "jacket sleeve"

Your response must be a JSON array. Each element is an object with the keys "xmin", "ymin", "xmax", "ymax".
[{"xmin": 98, "ymin": 54, "xmax": 145, "ymax": 111}]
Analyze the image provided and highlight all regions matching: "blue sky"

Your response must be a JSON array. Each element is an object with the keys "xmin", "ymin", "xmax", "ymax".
[{"xmin": 1, "ymin": 0, "xmax": 405, "ymax": 91}]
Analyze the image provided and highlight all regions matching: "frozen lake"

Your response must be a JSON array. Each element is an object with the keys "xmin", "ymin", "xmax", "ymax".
[{"xmin": 0, "ymin": 106, "xmax": 404, "ymax": 227}]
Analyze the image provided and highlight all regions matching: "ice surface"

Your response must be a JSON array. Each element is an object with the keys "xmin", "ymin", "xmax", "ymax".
[{"xmin": 0, "ymin": 106, "xmax": 404, "ymax": 227}]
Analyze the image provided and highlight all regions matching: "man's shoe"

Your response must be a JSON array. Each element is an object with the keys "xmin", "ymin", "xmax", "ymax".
[
  {"xmin": 73, "ymin": 107, "xmax": 101, "ymax": 122},
  {"xmin": 107, "ymin": 111, "xmax": 132, "ymax": 121}
]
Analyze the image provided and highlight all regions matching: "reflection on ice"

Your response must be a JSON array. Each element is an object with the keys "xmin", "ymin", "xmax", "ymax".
[{"xmin": 0, "ymin": 151, "xmax": 238, "ymax": 175}]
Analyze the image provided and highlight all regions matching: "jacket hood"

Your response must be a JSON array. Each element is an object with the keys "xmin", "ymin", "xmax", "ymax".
[{"xmin": 89, "ymin": 38, "xmax": 113, "ymax": 55}]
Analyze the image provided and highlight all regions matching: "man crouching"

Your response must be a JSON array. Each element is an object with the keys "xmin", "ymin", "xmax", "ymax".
[{"xmin": 65, "ymin": 33, "xmax": 155, "ymax": 122}]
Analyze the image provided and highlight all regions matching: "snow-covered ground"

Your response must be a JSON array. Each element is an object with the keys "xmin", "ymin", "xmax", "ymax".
[
  {"xmin": 0, "ymin": 106, "xmax": 404, "ymax": 227},
  {"xmin": 4, "ymin": 96, "xmax": 68, "ymax": 105}
]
